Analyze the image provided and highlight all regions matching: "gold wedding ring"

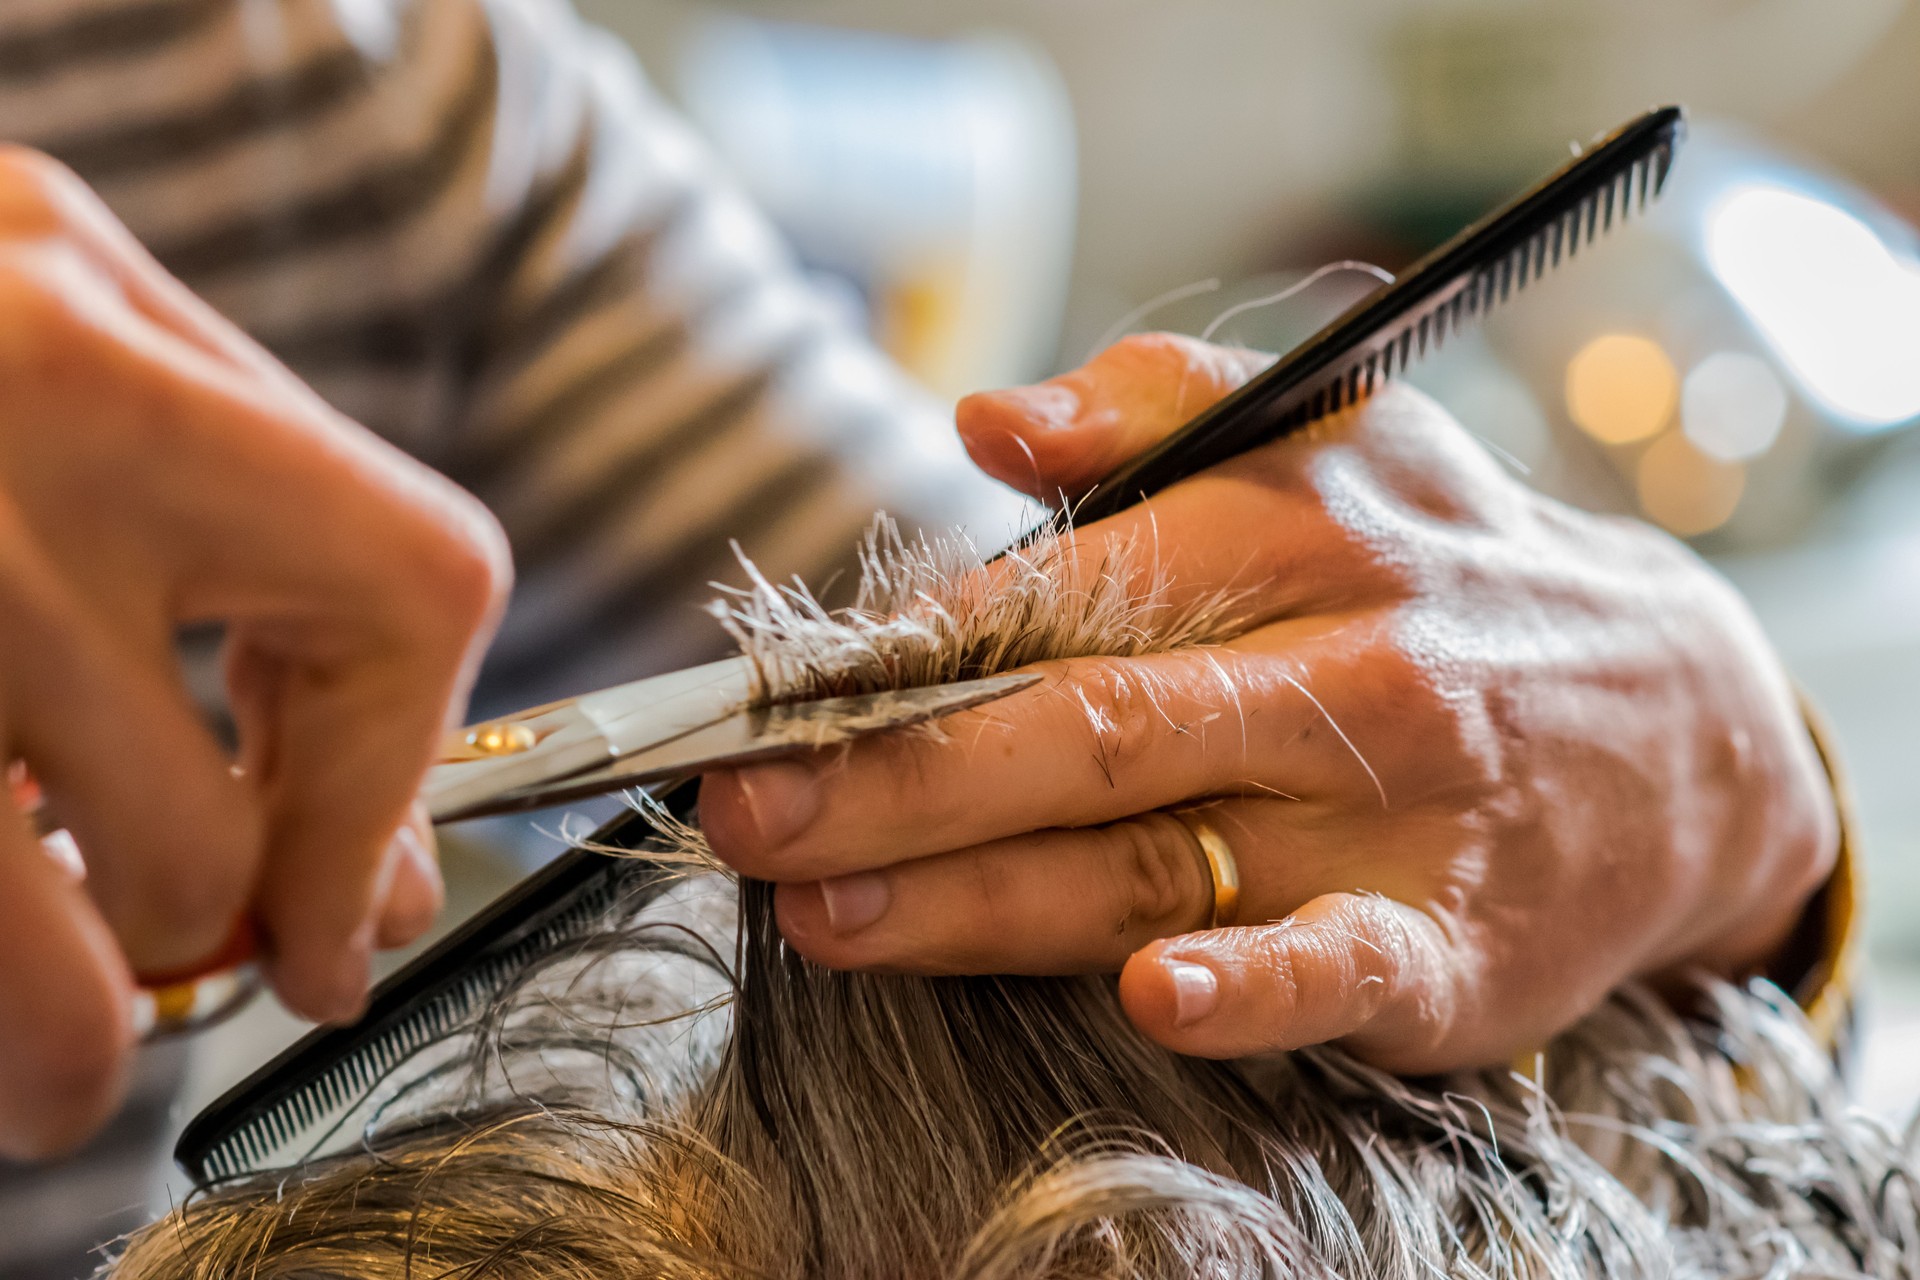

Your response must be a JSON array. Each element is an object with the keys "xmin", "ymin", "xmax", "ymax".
[{"xmin": 1170, "ymin": 807, "xmax": 1240, "ymax": 929}]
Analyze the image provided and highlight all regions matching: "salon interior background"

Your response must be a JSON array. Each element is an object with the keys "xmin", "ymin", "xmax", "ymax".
[{"xmin": 580, "ymin": 0, "xmax": 1920, "ymax": 1100}]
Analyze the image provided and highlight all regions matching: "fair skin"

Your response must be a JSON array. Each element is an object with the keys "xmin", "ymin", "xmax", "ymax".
[
  {"xmin": 0, "ymin": 148, "xmax": 1831, "ymax": 1156},
  {"xmin": 702, "ymin": 333, "xmax": 1840, "ymax": 1072},
  {"xmin": 0, "ymin": 150, "xmax": 509, "ymax": 1160}
]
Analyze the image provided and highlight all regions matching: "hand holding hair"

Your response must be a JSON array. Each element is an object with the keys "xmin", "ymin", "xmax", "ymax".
[
  {"xmin": 701, "ymin": 332, "xmax": 1839, "ymax": 1073},
  {"xmin": 0, "ymin": 150, "xmax": 510, "ymax": 1158}
]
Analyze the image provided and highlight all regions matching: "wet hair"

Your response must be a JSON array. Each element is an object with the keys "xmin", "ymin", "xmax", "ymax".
[{"xmin": 109, "ymin": 520, "xmax": 1916, "ymax": 1280}]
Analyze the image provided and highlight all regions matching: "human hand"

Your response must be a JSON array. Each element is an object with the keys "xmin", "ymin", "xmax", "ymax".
[
  {"xmin": 0, "ymin": 150, "xmax": 510, "ymax": 1157},
  {"xmin": 701, "ymin": 332, "xmax": 1837, "ymax": 1073}
]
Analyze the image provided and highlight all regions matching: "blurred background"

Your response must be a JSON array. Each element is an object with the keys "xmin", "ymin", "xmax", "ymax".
[
  {"xmin": 559, "ymin": 0, "xmax": 1920, "ymax": 1113},
  {"xmin": 18, "ymin": 1, "xmax": 1920, "ymax": 1272}
]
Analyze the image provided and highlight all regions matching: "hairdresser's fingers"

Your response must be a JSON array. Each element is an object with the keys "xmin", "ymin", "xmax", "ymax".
[
  {"xmin": 1118, "ymin": 892, "xmax": 1487, "ymax": 1071},
  {"xmin": 0, "ymin": 811, "xmax": 137, "ymax": 1159},
  {"xmin": 957, "ymin": 333, "xmax": 1272, "ymax": 499},
  {"xmin": 770, "ymin": 795, "xmax": 1404, "ymax": 974},
  {"xmin": 372, "ymin": 803, "xmax": 442, "ymax": 951},
  {"xmin": 708, "ymin": 647, "xmax": 1282, "ymax": 879},
  {"xmin": 772, "ymin": 815, "xmax": 1213, "ymax": 974},
  {"xmin": 0, "ymin": 528, "xmax": 261, "ymax": 978},
  {"xmin": 233, "ymin": 592, "xmax": 489, "ymax": 1022},
  {"xmin": 704, "ymin": 629, "xmax": 1450, "ymax": 881}
]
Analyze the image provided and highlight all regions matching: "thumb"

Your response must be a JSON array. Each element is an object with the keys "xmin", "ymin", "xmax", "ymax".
[
  {"xmin": 1117, "ymin": 892, "xmax": 1491, "ymax": 1074},
  {"xmin": 956, "ymin": 333, "xmax": 1271, "ymax": 500}
]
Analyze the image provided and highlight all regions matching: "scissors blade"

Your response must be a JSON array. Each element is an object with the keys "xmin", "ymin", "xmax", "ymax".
[
  {"xmin": 426, "ymin": 658, "xmax": 757, "ymax": 822},
  {"xmin": 432, "ymin": 671, "xmax": 1042, "ymax": 822}
]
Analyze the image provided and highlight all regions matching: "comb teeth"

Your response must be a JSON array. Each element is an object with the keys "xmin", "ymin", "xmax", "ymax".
[
  {"xmin": 1267, "ymin": 136, "xmax": 1674, "ymax": 438},
  {"xmin": 186, "ymin": 855, "xmax": 656, "ymax": 1184}
]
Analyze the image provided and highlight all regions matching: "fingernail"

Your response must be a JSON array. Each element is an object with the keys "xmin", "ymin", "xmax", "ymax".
[
  {"xmin": 39, "ymin": 828, "xmax": 84, "ymax": 881},
  {"xmin": 731, "ymin": 761, "xmax": 820, "ymax": 848},
  {"xmin": 817, "ymin": 872, "xmax": 890, "ymax": 934},
  {"xmin": 1166, "ymin": 960, "xmax": 1219, "ymax": 1027}
]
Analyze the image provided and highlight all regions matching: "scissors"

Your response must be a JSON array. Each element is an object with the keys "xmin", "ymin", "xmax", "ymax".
[
  {"xmin": 32, "ymin": 660, "xmax": 1036, "ymax": 1037},
  {"xmin": 424, "ymin": 659, "xmax": 1038, "ymax": 823}
]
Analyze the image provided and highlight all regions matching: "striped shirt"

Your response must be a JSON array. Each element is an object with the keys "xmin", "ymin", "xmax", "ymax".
[
  {"xmin": 0, "ymin": 0, "xmax": 1028, "ymax": 1271},
  {"xmin": 0, "ymin": 0, "xmax": 1029, "ymax": 715}
]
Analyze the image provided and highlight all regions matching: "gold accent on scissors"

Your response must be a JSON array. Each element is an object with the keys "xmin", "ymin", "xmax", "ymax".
[
  {"xmin": 1171, "ymin": 808, "xmax": 1240, "ymax": 929},
  {"xmin": 464, "ymin": 721, "xmax": 539, "ymax": 757},
  {"xmin": 425, "ymin": 661, "xmax": 1044, "ymax": 824},
  {"xmin": 133, "ymin": 965, "xmax": 262, "ymax": 1041}
]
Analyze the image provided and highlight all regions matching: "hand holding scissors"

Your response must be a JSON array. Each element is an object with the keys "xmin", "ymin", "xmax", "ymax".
[{"xmin": 0, "ymin": 149, "xmax": 510, "ymax": 1159}]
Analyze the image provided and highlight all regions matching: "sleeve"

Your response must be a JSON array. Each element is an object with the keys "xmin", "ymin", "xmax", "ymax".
[{"xmin": 0, "ymin": 0, "xmax": 1032, "ymax": 714}]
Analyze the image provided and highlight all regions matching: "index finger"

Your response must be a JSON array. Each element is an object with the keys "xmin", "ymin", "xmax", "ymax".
[
  {"xmin": 232, "ymin": 512, "xmax": 506, "ymax": 1022},
  {"xmin": 701, "ymin": 638, "xmax": 1387, "ymax": 883}
]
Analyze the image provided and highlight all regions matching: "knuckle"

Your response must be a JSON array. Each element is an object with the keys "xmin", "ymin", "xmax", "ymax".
[
  {"xmin": 1362, "ymin": 642, "xmax": 1434, "ymax": 708},
  {"xmin": 0, "ymin": 146, "xmax": 80, "ymax": 227},
  {"xmin": 1329, "ymin": 640, "xmax": 1485, "ymax": 791},
  {"xmin": 0, "ymin": 255, "xmax": 73, "ymax": 350},
  {"xmin": 1058, "ymin": 656, "xmax": 1168, "ymax": 785},
  {"xmin": 1360, "ymin": 906, "xmax": 1460, "ymax": 1062},
  {"xmin": 1243, "ymin": 928, "xmax": 1306, "ymax": 1022},
  {"xmin": 1105, "ymin": 330, "xmax": 1194, "ymax": 369},
  {"xmin": 1110, "ymin": 815, "xmax": 1208, "ymax": 935},
  {"xmin": 401, "ymin": 492, "xmax": 513, "ymax": 635},
  {"xmin": 1249, "ymin": 910, "xmax": 1396, "ymax": 1040},
  {"xmin": 0, "ymin": 145, "xmax": 75, "ymax": 191}
]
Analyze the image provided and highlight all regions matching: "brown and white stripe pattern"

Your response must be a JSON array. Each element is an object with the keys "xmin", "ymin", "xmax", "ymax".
[{"xmin": 0, "ymin": 0, "xmax": 1027, "ymax": 716}]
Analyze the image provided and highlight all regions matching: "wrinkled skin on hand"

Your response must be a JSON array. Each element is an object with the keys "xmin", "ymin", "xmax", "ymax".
[
  {"xmin": 0, "ymin": 149, "xmax": 510, "ymax": 1158},
  {"xmin": 704, "ymin": 333, "xmax": 1838, "ymax": 1073}
]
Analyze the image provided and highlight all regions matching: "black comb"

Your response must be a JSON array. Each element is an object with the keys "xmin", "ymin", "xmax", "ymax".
[
  {"xmin": 172, "ymin": 106, "xmax": 1684, "ymax": 1189},
  {"xmin": 1065, "ymin": 104, "xmax": 1685, "ymax": 524},
  {"xmin": 174, "ymin": 784, "xmax": 697, "ymax": 1186}
]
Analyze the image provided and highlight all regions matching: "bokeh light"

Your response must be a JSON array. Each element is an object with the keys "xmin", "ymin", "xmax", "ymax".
[
  {"xmin": 1706, "ymin": 183, "xmax": 1920, "ymax": 430},
  {"xmin": 1566, "ymin": 334, "xmax": 1678, "ymax": 445},
  {"xmin": 1681, "ymin": 351, "xmax": 1789, "ymax": 461},
  {"xmin": 1636, "ymin": 431, "xmax": 1747, "ymax": 536}
]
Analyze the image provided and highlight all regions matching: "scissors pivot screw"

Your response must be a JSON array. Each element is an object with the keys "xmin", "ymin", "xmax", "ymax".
[{"xmin": 465, "ymin": 722, "xmax": 538, "ymax": 757}]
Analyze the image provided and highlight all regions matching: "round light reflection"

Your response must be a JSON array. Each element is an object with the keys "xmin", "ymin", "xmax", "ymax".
[
  {"xmin": 1681, "ymin": 351, "xmax": 1788, "ymax": 462},
  {"xmin": 1636, "ymin": 431, "xmax": 1746, "ymax": 536},
  {"xmin": 1566, "ymin": 334, "xmax": 1677, "ymax": 445}
]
